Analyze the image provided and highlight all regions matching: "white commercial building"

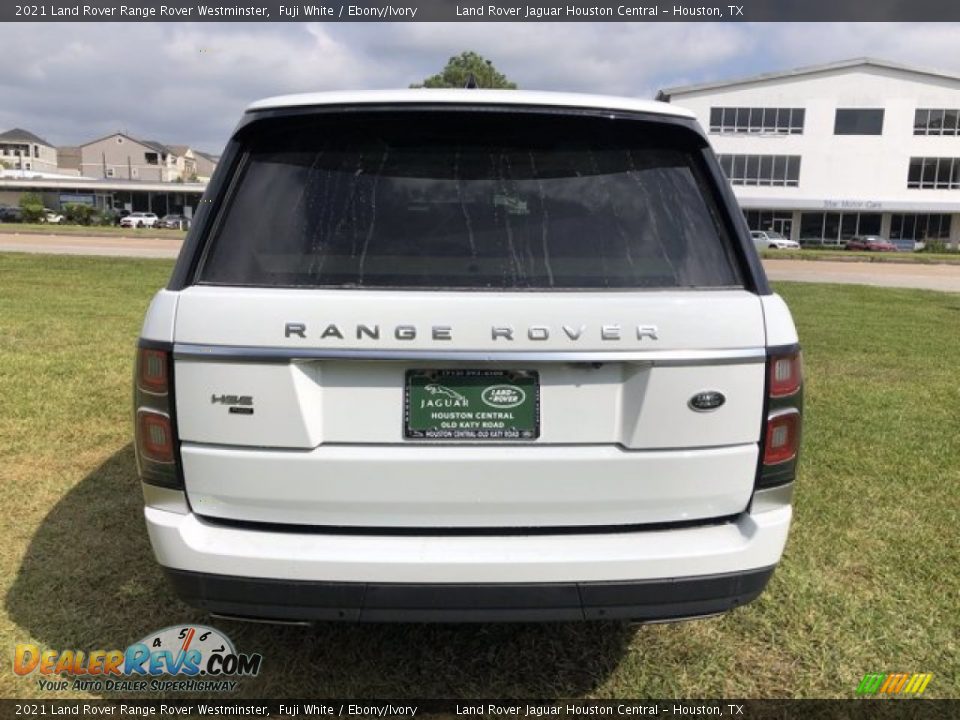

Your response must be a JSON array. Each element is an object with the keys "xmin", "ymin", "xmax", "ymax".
[{"xmin": 657, "ymin": 58, "xmax": 960, "ymax": 248}]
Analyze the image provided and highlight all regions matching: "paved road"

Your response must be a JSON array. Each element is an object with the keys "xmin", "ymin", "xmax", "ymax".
[
  {"xmin": 763, "ymin": 258, "xmax": 960, "ymax": 293},
  {"xmin": 3, "ymin": 232, "xmax": 960, "ymax": 292},
  {"xmin": 0, "ymin": 232, "xmax": 182, "ymax": 258}
]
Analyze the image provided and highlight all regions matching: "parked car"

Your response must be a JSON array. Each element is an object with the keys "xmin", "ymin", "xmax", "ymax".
[
  {"xmin": 134, "ymin": 89, "xmax": 803, "ymax": 623},
  {"xmin": 43, "ymin": 208, "xmax": 64, "ymax": 224},
  {"xmin": 157, "ymin": 214, "xmax": 188, "ymax": 229},
  {"xmin": 120, "ymin": 212, "xmax": 159, "ymax": 228},
  {"xmin": 751, "ymin": 230, "xmax": 801, "ymax": 250},
  {"xmin": 845, "ymin": 235, "xmax": 898, "ymax": 252},
  {"xmin": 0, "ymin": 206, "xmax": 24, "ymax": 223}
]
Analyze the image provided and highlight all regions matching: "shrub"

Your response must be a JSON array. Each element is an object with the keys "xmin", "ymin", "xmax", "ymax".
[
  {"xmin": 18, "ymin": 192, "xmax": 45, "ymax": 223},
  {"xmin": 62, "ymin": 203, "xmax": 98, "ymax": 225},
  {"xmin": 918, "ymin": 239, "xmax": 959, "ymax": 254},
  {"xmin": 94, "ymin": 209, "xmax": 118, "ymax": 226}
]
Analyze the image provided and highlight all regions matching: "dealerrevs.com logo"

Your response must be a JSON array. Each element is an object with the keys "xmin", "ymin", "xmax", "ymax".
[{"xmin": 14, "ymin": 625, "xmax": 262, "ymax": 693}]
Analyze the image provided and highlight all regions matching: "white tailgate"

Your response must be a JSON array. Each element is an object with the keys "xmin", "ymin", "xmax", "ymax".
[{"xmin": 173, "ymin": 286, "xmax": 766, "ymax": 528}]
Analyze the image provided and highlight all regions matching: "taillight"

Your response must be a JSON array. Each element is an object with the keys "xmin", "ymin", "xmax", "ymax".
[
  {"xmin": 134, "ymin": 342, "xmax": 182, "ymax": 488},
  {"xmin": 764, "ymin": 409, "xmax": 801, "ymax": 465},
  {"xmin": 137, "ymin": 411, "xmax": 174, "ymax": 463},
  {"xmin": 138, "ymin": 348, "xmax": 169, "ymax": 393},
  {"xmin": 769, "ymin": 351, "xmax": 802, "ymax": 398},
  {"xmin": 756, "ymin": 346, "xmax": 803, "ymax": 488}
]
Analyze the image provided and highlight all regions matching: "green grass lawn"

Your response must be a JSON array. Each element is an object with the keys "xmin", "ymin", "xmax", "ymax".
[
  {"xmin": 0, "ymin": 223, "xmax": 186, "ymax": 240},
  {"xmin": 0, "ymin": 253, "xmax": 957, "ymax": 700}
]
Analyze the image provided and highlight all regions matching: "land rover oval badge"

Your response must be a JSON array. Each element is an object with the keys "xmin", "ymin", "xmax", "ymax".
[{"xmin": 689, "ymin": 391, "xmax": 726, "ymax": 412}]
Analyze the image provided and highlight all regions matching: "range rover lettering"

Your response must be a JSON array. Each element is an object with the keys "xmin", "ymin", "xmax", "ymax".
[{"xmin": 134, "ymin": 89, "xmax": 803, "ymax": 623}]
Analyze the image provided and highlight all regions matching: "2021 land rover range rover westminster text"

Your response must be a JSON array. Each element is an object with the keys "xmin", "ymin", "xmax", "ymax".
[{"xmin": 134, "ymin": 89, "xmax": 803, "ymax": 623}]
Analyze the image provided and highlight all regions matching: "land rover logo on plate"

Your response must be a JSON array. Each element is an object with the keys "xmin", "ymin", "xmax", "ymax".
[
  {"xmin": 689, "ymin": 391, "xmax": 726, "ymax": 412},
  {"xmin": 481, "ymin": 384, "xmax": 526, "ymax": 409}
]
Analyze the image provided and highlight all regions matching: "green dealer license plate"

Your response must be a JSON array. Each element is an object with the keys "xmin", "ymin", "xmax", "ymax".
[{"xmin": 405, "ymin": 369, "xmax": 540, "ymax": 440}]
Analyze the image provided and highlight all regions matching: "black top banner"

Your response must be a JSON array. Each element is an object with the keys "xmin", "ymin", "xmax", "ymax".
[{"xmin": 5, "ymin": 0, "xmax": 960, "ymax": 22}]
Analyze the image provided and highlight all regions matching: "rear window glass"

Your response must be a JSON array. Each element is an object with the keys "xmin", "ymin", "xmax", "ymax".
[{"xmin": 198, "ymin": 111, "xmax": 742, "ymax": 290}]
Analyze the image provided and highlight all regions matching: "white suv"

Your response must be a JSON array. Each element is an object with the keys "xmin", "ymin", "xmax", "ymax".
[
  {"xmin": 751, "ymin": 230, "xmax": 801, "ymax": 250},
  {"xmin": 121, "ymin": 212, "xmax": 159, "ymax": 228},
  {"xmin": 135, "ymin": 90, "xmax": 802, "ymax": 623}
]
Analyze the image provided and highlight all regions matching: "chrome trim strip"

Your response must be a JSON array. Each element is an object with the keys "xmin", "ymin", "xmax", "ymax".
[
  {"xmin": 751, "ymin": 483, "xmax": 794, "ymax": 514},
  {"xmin": 173, "ymin": 343, "xmax": 766, "ymax": 366}
]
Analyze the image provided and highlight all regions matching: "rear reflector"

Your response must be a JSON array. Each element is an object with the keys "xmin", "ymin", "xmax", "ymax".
[
  {"xmin": 764, "ymin": 410, "xmax": 800, "ymax": 465},
  {"xmin": 138, "ymin": 411, "xmax": 174, "ymax": 463},
  {"xmin": 769, "ymin": 351, "xmax": 802, "ymax": 398}
]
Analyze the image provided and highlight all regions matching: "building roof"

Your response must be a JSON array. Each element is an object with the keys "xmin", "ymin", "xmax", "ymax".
[
  {"xmin": 656, "ymin": 57, "xmax": 960, "ymax": 100},
  {"xmin": 79, "ymin": 132, "xmax": 150, "ymax": 150},
  {"xmin": 140, "ymin": 139, "xmax": 173, "ymax": 155},
  {"xmin": 246, "ymin": 89, "xmax": 694, "ymax": 119},
  {"xmin": 193, "ymin": 150, "xmax": 219, "ymax": 163},
  {"xmin": 0, "ymin": 127, "xmax": 53, "ymax": 147}
]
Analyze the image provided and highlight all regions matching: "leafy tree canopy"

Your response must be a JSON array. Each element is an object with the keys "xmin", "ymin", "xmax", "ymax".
[{"xmin": 411, "ymin": 51, "xmax": 517, "ymax": 89}]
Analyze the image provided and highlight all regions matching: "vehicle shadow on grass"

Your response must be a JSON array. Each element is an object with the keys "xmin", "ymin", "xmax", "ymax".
[{"xmin": 7, "ymin": 445, "xmax": 634, "ymax": 698}]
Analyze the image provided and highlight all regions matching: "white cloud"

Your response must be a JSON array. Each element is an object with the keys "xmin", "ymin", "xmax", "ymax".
[{"xmin": 0, "ymin": 22, "xmax": 956, "ymax": 151}]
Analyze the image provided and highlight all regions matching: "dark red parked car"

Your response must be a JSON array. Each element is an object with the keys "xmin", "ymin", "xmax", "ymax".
[{"xmin": 845, "ymin": 235, "xmax": 899, "ymax": 252}]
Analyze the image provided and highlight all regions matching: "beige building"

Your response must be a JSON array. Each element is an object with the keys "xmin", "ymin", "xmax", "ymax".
[
  {"xmin": 192, "ymin": 150, "xmax": 219, "ymax": 181},
  {"xmin": 79, "ymin": 133, "xmax": 182, "ymax": 182},
  {"xmin": 168, "ymin": 145, "xmax": 219, "ymax": 182},
  {"xmin": 0, "ymin": 128, "xmax": 58, "ymax": 173}
]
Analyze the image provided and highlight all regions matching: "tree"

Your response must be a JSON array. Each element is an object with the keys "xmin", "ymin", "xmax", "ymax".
[{"xmin": 411, "ymin": 51, "xmax": 517, "ymax": 89}]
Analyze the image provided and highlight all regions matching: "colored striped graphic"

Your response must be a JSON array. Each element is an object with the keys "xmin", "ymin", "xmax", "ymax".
[{"xmin": 857, "ymin": 673, "xmax": 933, "ymax": 695}]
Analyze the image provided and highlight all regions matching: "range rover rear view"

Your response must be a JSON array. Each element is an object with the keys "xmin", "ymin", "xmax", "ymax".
[{"xmin": 134, "ymin": 89, "xmax": 803, "ymax": 622}]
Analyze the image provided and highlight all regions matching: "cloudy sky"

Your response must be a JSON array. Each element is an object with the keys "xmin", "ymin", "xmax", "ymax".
[{"xmin": 2, "ymin": 22, "xmax": 959, "ymax": 153}]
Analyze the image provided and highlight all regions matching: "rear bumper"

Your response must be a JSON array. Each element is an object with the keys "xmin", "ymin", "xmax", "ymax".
[
  {"xmin": 164, "ymin": 566, "xmax": 775, "ymax": 623},
  {"xmin": 144, "ymin": 498, "xmax": 791, "ymax": 622}
]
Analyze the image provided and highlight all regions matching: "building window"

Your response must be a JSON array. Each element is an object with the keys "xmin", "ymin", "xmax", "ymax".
[
  {"xmin": 890, "ymin": 214, "xmax": 951, "ymax": 240},
  {"xmin": 106, "ymin": 168, "xmax": 115, "ymax": 177},
  {"xmin": 145, "ymin": 153, "xmax": 158, "ymax": 166},
  {"xmin": 709, "ymin": 107, "xmax": 805, "ymax": 134},
  {"xmin": 907, "ymin": 157, "xmax": 960, "ymax": 189},
  {"xmin": 914, "ymin": 109, "xmax": 960, "ymax": 136},
  {"xmin": 799, "ymin": 212, "xmax": 883, "ymax": 245},
  {"xmin": 743, "ymin": 210, "xmax": 794, "ymax": 237},
  {"xmin": 33, "ymin": 146, "xmax": 39, "ymax": 158},
  {"xmin": 717, "ymin": 154, "xmax": 801, "ymax": 186},
  {"xmin": 834, "ymin": 108, "xmax": 885, "ymax": 135}
]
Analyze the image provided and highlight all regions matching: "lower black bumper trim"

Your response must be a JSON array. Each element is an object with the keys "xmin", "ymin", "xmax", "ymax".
[{"xmin": 164, "ymin": 566, "xmax": 776, "ymax": 623}]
